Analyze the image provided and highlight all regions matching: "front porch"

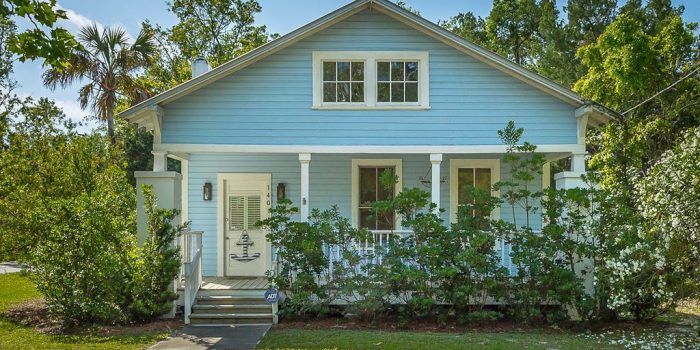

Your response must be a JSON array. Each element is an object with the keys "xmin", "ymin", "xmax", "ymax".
[{"xmin": 137, "ymin": 147, "xmax": 589, "ymax": 325}]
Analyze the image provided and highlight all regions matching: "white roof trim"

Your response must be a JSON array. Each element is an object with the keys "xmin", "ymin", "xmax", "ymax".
[{"xmin": 120, "ymin": 0, "xmax": 617, "ymax": 124}]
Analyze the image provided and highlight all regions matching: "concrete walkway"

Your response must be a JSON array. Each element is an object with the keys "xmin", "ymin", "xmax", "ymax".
[
  {"xmin": 149, "ymin": 325, "xmax": 270, "ymax": 350},
  {"xmin": 0, "ymin": 262, "xmax": 22, "ymax": 274}
]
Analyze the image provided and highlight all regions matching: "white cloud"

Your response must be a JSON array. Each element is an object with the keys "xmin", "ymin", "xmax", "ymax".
[
  {"xmin": 55, "ymin": 3, "xmax": 104, "ymax": 34},
  {"xmin": 54, "ymin": 3, "xmax": 134, "ymax": 42}
]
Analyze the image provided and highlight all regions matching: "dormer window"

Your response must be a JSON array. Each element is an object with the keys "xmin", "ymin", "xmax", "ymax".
[{"xmin": 312, "ymin": 51, "xmax": 429, "ymax": 109}]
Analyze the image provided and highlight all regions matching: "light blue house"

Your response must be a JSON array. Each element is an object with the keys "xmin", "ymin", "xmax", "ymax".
[{"xmin": 121, "ymin": 0, "xmax": 614, "ymax": 325}]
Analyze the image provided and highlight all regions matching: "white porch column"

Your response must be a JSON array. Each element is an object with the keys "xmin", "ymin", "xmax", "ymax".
[
  {"xmin": 152, "ymin": 151, "xmax": 168, "ymax": 172},
  {"xmin": 299, "ymin": 153, "xmax": 311, "ymax": 222},
  {"xmin": 167, "ymin": 153, "xmax": 190, "ymax": 226},
  {"xmin": 554, "ymin": 152, "xmax": 587, "ymax": 189},
  {"xmin": 553, "ymin": 151, "xmax": 592, "ymax": 301},
  {"xmin": 430, "ymin": 154, "xmax": 442, "ymax": 214}
]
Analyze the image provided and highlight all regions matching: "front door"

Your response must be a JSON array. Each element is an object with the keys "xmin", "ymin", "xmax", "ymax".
[{"xmin": 223, "ymin": 174, "xmax": 271, "ymax": 277}]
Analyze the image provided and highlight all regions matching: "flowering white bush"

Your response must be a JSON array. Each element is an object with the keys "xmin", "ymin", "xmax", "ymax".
[
  {"xmin": 638, "ymin": 128, "xmax": 700, "ymax": 304},
  {"xmin": 580, "ymin": 329, "xmax": 700, "ymax": 350},
  {"xmin": 594, "ymin": 128, "xmax": 700, "ymax": 320}
]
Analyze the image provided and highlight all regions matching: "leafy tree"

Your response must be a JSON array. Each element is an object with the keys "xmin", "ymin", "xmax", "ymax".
[
  {"xmin": 565, "ymin": 0, "xmax": 617, "ymax": 45},
  {"xmin": 0, "ymin": 98, "xmax": 135, "ymax": 327},
  {"xmin": 0, "ymin": 97, "xmax": 185, "ymax": 326},
  {"xmin": 439, "ymin": 12, "xmax": 488, "ymax": 47},
  {"xmin": 0, "ymin": 98, "xmax": 82, "ymax": 260},
  {"xmin": 43, "ymin": 24, "xmax": 156, "ymax": 145},
  {"xmin": 441, "ymin": 0, "xmax": 618, "ymax": 87},
  {"xmin": 140, "ymin": 0, "xmax": 273, "ymax": 93},
  {"xmin": 574, "ymin": 1, "xmax": 699, "ymax": 199},
  {"xmin": 1, "ymin": 0, "xmax": 77, "ymax": 69},
  {"xmin": 0, "ymin": 17, "xmax": 19, "ymax": 140}
]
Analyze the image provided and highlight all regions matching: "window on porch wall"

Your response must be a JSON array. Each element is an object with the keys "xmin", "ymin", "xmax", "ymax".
[
  {"xmin": 358, "ymin": 167, "xmax": 395, "ymax": 230},
  {"xmin": 457, "ymin": 167, "xmax": 492, "ymax": 219}
]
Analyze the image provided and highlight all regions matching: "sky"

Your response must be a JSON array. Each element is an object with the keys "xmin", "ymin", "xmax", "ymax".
[{"xmin": 10, "ymin": 0, "xmax": 700, "ymax": 131}]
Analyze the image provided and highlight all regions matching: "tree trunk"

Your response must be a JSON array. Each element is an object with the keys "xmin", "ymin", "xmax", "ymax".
[{"xmin": 107, "ymin": 107, "xmax": 115, "ymax": 146}]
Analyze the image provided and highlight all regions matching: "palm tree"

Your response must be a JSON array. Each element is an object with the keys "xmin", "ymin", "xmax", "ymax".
[{"xmin": 43, "ymin": 24, "xmax": 155, "ymax": 145}]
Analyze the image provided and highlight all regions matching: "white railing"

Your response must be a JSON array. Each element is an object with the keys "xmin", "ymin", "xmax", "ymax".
[
  {"xmin": 324, "ymin": 230, "xmax": 516, "ymax": 276},
  {"xmin": 181, "ymin": 230, "xmax": 203, "ymax": 325},
  {"xmin": 326, "ymin": 230, "xmax": 412, "ymax": 277}
]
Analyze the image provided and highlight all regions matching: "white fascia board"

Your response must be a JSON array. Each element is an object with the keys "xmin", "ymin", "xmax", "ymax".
[{"xmin": 154, "ymin": 143, "xmax": 586, "ymax": 154}]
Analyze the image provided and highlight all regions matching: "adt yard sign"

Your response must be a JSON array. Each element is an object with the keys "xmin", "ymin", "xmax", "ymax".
[{"xmin": 264, "ymin": 288, "xmax": 278, "ymax": 304}]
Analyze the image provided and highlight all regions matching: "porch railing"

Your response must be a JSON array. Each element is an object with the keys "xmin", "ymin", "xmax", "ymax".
[
  {"xmin": 181, "ymin": 230, "xmax": 203, "ymax": 325},
  {"xmin": 325, "ymin": 230, "xmax": 412, "ymax": 278},
  {"xmin": 324, "ymin": 230, "xmax": 516, "ymax": 277}
]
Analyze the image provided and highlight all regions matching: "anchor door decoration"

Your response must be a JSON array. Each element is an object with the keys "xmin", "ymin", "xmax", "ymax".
[{"xmin": 224, "ymin": 174, "xmax": 271, "ymax": 276}]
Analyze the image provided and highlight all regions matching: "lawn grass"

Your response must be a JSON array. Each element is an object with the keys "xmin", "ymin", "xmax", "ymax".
[
  {"xmin": 0, "ymin": 273, "xmax": 168, "ymax": 350},
  {"xmin": 256, "ymin": 328, "xmax": 620, "ymax": 350}
]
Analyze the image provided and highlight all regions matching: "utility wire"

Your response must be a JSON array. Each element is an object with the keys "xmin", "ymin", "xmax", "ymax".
[{"xmin": 622, "ymin": 64, "xmax": 700, "ymax": 115}]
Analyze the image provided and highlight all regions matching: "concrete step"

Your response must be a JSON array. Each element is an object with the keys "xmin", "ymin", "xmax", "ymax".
[
  {"xmin": 192, "ymin": 304, "xmax": 272, "ymax": 314},
  {"xmin": 189, "ymin": 313, "xmax": 273, "ymax": 325},
  {"xmin": 196, "ymin": 295, "xmax": 267, "ymax": 305}
]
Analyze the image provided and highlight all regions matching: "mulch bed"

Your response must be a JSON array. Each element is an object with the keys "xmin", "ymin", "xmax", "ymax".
[
  {"xmin": 275, "ymin": 315, "xmax": 560, "ymax": 333},
  {"xmin": 2, "ymin": 297, "xmax": 182, "ymax": 336},
  {"xmin": 273, "ymin": 312, "xmax": 677, "ymax": 334}
]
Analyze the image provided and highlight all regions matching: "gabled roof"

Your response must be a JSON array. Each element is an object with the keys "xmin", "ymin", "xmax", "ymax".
[{"xmin": 120, "ymin": 0, "xmax": 618, "ymax": 124}]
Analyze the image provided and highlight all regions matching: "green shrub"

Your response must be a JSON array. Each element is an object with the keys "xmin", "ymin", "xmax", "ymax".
[
  {"xmin": 259, "ymin": 200, "xmax": 371, "ymax": 318},
  {"xmin": 125, "ymin": 186, "xmax": 185, "ymax": 322},
  {"xmin": 0, "ymin": 102, "xmax": 186, "ymax": 327}
]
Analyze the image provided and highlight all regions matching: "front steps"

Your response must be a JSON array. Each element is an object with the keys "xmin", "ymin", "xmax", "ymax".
[{"xmin": 188, "ymin": 288, "xmax": 274, "ymax": 325}]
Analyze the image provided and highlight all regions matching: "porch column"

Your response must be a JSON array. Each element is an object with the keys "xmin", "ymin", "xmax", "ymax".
[
  {"xmin": 430, "ymin": 154, "xmax": 442, "ymax": 214},
  {"xmin": 152, "ymin": 151, "xmax": 168, "ymax": 172},
  {"xmin": 553, "ymin": 151, "xmax": 592, "ymax": 301},
  {"xmin": 299, "ymin": 153, "xmax": 311, "ymax": 222},
  {"xmin": 554, "ymin": 152, "xmax": 587, "ymax": 189}
]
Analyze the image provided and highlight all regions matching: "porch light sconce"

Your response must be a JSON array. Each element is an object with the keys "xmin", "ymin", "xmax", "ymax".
[
  {"xmin": 203, "ymin": 182, "xmax": 212, "ymax": 201},
  {"xmin": 276, "ymin": 182, "xmax": 286, "ymax": 202}
]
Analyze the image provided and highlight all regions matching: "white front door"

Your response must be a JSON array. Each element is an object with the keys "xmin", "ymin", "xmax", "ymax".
[{"xmin": 223, "ymin": 174, "xmax": 271, "ymax": 277}]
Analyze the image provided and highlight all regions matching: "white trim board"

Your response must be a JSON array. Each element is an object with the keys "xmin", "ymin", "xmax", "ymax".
[
  {"xmin": 154, "ymin": 143, "xmax": 586, "ymax": 155},
  {"xmin": 351, "ymin": 159, "xmax": 403, "ymax": 229},
  {"xmin": 449, "ymin": 159, "xmax": 501, "ymax": 224}
]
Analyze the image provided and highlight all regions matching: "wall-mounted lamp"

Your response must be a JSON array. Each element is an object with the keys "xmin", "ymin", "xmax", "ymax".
[
  {"xmin": 203, "ymin": 182, "xmax": 212, "ymax": 201},
  {"xmin": 276, "ymin": 182, "xmax": 286, "ymax": 202}
]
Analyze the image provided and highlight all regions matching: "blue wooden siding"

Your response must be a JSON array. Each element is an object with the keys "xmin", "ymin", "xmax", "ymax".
[
  {"xmin": 189, "ymin": 153, "xmax": 541, "ymax": 275},
  {"xmin": 162, "ymin": 9, "xmax": 577, "ymax": 146}
]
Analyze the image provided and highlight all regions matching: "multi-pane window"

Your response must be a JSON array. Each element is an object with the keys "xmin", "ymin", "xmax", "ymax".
[
  {"xmin": 358, "ymin": 167, "xmax": 395, "ymax": 230},
  {"xmin": 457, "ymin": 168, "xmax": 492, "ymax": 218},
  {"xmin": 377, "ymin": 61, "xmax": 419, "ymax": 103},
  {"xmin": 322, "ymin": 61, "xmax": 365, "ymax": 103}
]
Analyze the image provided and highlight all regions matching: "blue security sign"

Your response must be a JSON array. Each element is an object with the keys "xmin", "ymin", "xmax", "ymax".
[{"xmin": 264, "ymin": 288, "xmax": 279, "ymax": 304}]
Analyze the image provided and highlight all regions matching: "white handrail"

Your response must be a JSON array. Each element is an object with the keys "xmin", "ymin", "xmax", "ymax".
[{"xmin": 183, "ymin": 230, "xmax": 203, "ymax": 324}]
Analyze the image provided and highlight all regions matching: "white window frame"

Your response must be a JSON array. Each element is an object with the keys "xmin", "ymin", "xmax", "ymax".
[
  {"xmin": 312, "ymin": 51, "xmax": 429, "ymax": 109},
  {"xmin": 449, "ymin": 159, "xmax": 500, "ymax": 223},
  {"xmin": 351, "ymin": 159, "xmax": 403, "ymax": 230}
]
